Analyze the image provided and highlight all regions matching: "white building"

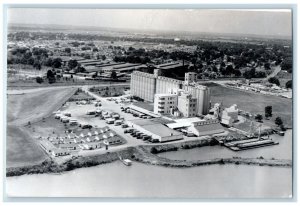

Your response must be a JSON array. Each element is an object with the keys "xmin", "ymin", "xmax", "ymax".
[
  {"xmin": 221, "ymin": 104, "xmax": 239, "ymax": 127},
  {"xmin": 177, "ymin": 92, "xmax": 197, "ymax": 117},
  {"xmin": 127, "ymin": 119, "xmax": 183, "ymax": 142},
  {"xmin": 188, "ymin": 119, "xmax": 225, "ymax": 137},
  {"xmin": 184, "ymin": 72, "xmax": 197, "ymax": 84},
  {"xmin": 154, "ymin": 94, "xmax": 178, "ymax": 115}
]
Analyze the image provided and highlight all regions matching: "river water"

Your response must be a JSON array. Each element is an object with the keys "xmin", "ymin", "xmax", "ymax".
[
  {"xmin": 158, "ymin": 130, "xmax": 293, "ymax": 161},
  {"xmin": 6, "ymin": 130, "xmax": 293, "ymax": 198}
]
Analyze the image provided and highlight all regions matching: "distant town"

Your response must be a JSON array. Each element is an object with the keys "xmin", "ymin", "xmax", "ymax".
[{"xmin": 7, "ymin": 24, "xmax": 292, "ymax": 176}]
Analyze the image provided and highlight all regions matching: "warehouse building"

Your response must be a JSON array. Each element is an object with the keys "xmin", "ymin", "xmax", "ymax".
[
  {"xmin": 127, "ymin": 119, "xmax": 183, "ymax": 142},
  {"xmin": 188, "ymin": 119, "xmax": 225, "ymax": 137}
]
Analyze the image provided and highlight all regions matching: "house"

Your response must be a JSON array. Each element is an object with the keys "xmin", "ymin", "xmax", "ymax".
[
  {"xmin": 58, "ymin": 143, "xmax": 77, "ymax": 150},
  {"xmin": 51, "ymin": 148, "xmax": 70, "ymax": 157},
  {"xmin": 82, "ymin": 142, "xmax": 102, "ymax": 150}
]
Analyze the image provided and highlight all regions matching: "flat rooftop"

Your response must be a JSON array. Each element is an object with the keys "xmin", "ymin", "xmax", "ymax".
[
  {"xmin": 129, "ymin": 118, "xmax": 180, "ymax": 137},
  {"xmin": 167, "ymin": 117, "xmax": 203, "ymax": 129}
]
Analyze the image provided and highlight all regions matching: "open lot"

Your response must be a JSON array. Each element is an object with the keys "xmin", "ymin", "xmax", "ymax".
[
  {"xmin": 7, "ymin": 87, "xmax": 77, "ymax": 126},
  {"xmin": 6, "ymin": 87, "xmax": 77, "ymax": 167},
  {"xmin": 6, "ymin": 125, "xmax": 49, "ymax": 168},
  {"xmin": 207, "ymin": 83, "xmax": 292, "ymax": 127}
]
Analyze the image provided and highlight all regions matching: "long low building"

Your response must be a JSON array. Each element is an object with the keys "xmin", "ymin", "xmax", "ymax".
[
  {"xmin": 188, "ymin": 119, "xmax": 225, "ymax": 137},
  {"xmin": 127, "ymin": 118, "xmax": 183, "ymax": 142}
]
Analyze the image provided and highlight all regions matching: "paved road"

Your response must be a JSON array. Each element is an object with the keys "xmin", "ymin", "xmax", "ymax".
[
  {"xmin": 265, "ymin": 65, "xmax": 281, "ymax": 80},
  {"xmin": 7, "ymin": 83, "xmax": 130, "ymax": 95}
]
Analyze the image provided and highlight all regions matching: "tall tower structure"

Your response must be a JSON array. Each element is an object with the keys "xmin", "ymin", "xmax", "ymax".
[{"xmin": 184, "ymin": 72, "xmax": 197, "ymax": 84}]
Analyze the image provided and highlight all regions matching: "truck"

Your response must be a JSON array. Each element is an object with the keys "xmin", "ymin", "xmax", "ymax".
[
  {"xmin": 106, "ymin": 118, "xmax": 115, "ymax": 124},
  {"xmin": 86, "ymin": 110, "xmax": 96, "ymax": 115},
  {"xmin": 114, "ymin": 120, "xmax": 123, "ymax": 126},
  {"xmin": 69, "ymin": 119, "xmax": 78, "ymax": 126}
]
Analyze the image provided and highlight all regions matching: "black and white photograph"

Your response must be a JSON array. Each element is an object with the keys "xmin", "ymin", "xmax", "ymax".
[{"xmin": 3, "ymin": 3, "xmax": 295, "ymax": 201}]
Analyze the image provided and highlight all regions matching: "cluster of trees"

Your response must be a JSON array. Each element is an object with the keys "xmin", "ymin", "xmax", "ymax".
[
  {"xmin": 81, "ymin": 46, "xmax": 92, "ymax": 51},
  {"xmin": 7, "ymin": 47, "xmax": 63, "ymax": 70},
  {"xmin": 243, "ymin": 68, "xmax": 266, "ymax": 79},
  {"xmin": 286, "ymin": 80, "xmax": 292, "ymax": 89},
  {"xmin": 268, "ymin": 77, "xmax": 280, "ymax": 86},
  {"xmin": 68, "ymin": 41, "xmax": 85, "ymax": 47},
  {"xmin": 281, "ymin": 57, "xmax": 292, "ymax": 73},
  {"xmin": 66, "ymin": 59, "xmax": 86, "ymax": 73}
]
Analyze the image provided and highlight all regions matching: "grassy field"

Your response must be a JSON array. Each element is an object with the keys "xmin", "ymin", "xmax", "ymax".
[
  {"xmin": 206, "ymin": 83, "xmax": 292, "ymax": 127},
  {"xmin": 6, "ymin": 125, "xmax": 49, "ymax": 168},
  {"xmin": 7, "ymin": 87, "xmax": 77, "ymax": 126},
  {"xmin": 6, "ymin": 87, "xmax": 77, "ymax": 168}
]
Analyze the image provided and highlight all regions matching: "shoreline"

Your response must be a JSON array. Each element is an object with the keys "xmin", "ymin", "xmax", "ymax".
[{"xmin": 6, "ymin": 138, "xmax": 292, "ymax": 177}]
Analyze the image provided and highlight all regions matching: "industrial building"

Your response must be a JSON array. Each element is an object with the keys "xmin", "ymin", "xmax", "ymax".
[
  {"xmin": 188, "ymin": 119, "xmax": 225, "ymax": 137},
  {"xmin": 221, "ymin": 104, "xmax": 239, "ymax": 127},
  {"xmin": 177, "ymin": 92, "xmax": 197, "ymax": 117},
  {"xmin": 130, "ymin": 70, "xmax": 210, "ymax": 116},
  {"xmin": 154, "ymin": 94, "xmax": 178, "ymax": 115},
  {"xmin": 130, "ymin": 71, "xmax": 157, "ymax": 102},
  {"xmin": 127, "ymin": 118, "xmax": 184, "ymax": 142}
]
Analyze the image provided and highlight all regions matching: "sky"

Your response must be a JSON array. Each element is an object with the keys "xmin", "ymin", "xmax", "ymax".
[{"xmin": 7, "ymin": 8, "xmax": 292, "ymax": 37}]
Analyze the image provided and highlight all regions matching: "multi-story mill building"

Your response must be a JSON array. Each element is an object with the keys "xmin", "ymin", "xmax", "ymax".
[{"xmin": 130, "ymin": 69, "xmax": 211, "ymax": 116}]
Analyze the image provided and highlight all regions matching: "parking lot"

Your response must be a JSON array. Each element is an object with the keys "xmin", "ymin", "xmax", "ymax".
[{"xmin": 59, "ymin": 94, "xmax": 152, "ymax": 148}]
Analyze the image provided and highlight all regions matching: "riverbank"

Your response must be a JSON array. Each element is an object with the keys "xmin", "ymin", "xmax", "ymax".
[{"xmin": 6, "ymin": 138, "xmax": 292, "ymax": 177}]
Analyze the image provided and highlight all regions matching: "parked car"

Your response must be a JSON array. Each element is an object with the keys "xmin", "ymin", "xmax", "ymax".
[
  {"xmin": 124, "ymin": 128, "xmax": 134, "ymax": 133},
  {"xmin": 82, "ymin": 124, "xmax": 93, "ymax": 129},
  {"xmin": 121, "ymin": 124, "xmax": 129, "ymax": 128}
]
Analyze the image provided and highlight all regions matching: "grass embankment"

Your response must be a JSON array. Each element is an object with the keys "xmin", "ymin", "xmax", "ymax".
[
  {"xmin": 89, "ymin": 85, "xmax": 128, "ymax": 97},
  {"xmin": 6, "ymin": 87, "xmax": 77, "ymax": 167},
  {"xmin": 7, "ymin": 87, "xmax": 77, "ymax": 126},
  {"xmin": 6, "ymin": 138, "xmax": 292, "ymax": 177},
  {"xmin": 206, "ymin": 83, "xmax": 292, "ymax": 128}
]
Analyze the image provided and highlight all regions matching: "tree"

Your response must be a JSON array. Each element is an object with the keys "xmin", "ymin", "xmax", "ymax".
[
  {"xmin": 233, "ymin": 69, "xmax": 241, "ymax": 77},
  {"xmin": 265, "ymin": 106, "xmax": 272, "ymax": 118},
  {"xmin": 33, "ymin": 60, "xmax": 41, "ymax": 70},
  {"xmin": 111, "ymin": 71, "xmax": 117, "ymax": 80},
  {"xmin": 275, "ymin": 117, "xmax": 283, "ymax": 126},
  {"xmin": 150, "ymin": 147, "xmax": 158, "ymax": 154},
  {"xmin": 65, "ymin": 48, "xmax": 71, "ymax": 53},
  {"xmin": 264, "ymin": 62, "xmax": 271, "ymax": 70},
  {"xmin": 286, "ymin": 80, "xmax": 292, "ymax": 89},
  {"xmin": 101, "ymin": 55, "xmax": 106, "ymax": 61},
  {"xmin": 36, "ymin": 76, "xmax": 44, "ymax": 84},
  {"xmin": 268, "ymin": 77, "xmax": 280, "ymax": 86},
  {"xmin": 68, "ymin": 59, "xmax": 78, "ymax": 70},
  {"xmin": 255, "ymin": 114, "xmax": 263, "ymax": 122},
  {"xmin": 46, "ymin": 70, "xmax": 56, "ymax": 84},
  {"xmin": 281, "ymin": 57, "xmax": 292, "ymax": 73},
  {"xmin": 225, "ymin": 65, "xmax": 234, "ymax": 76},
  {"xmin": 74, "ymin": 66, "xmax": 86, "ymax": 73},
  {"xmin": 52, "ymin": 58, "xmax": 62, "ymax": 68},
  {"xmin": 243, "ymin": 68, "xmax": 256, "ymax": 79},
  {"xmin": 84, "ymin": 54, "xmax": 91, "ymax": 59}
]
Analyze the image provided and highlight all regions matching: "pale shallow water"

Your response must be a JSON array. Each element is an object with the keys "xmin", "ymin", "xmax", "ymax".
[{"xmin": 6, "ymin": 162, "xmax": 292, "ymax": 198}]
